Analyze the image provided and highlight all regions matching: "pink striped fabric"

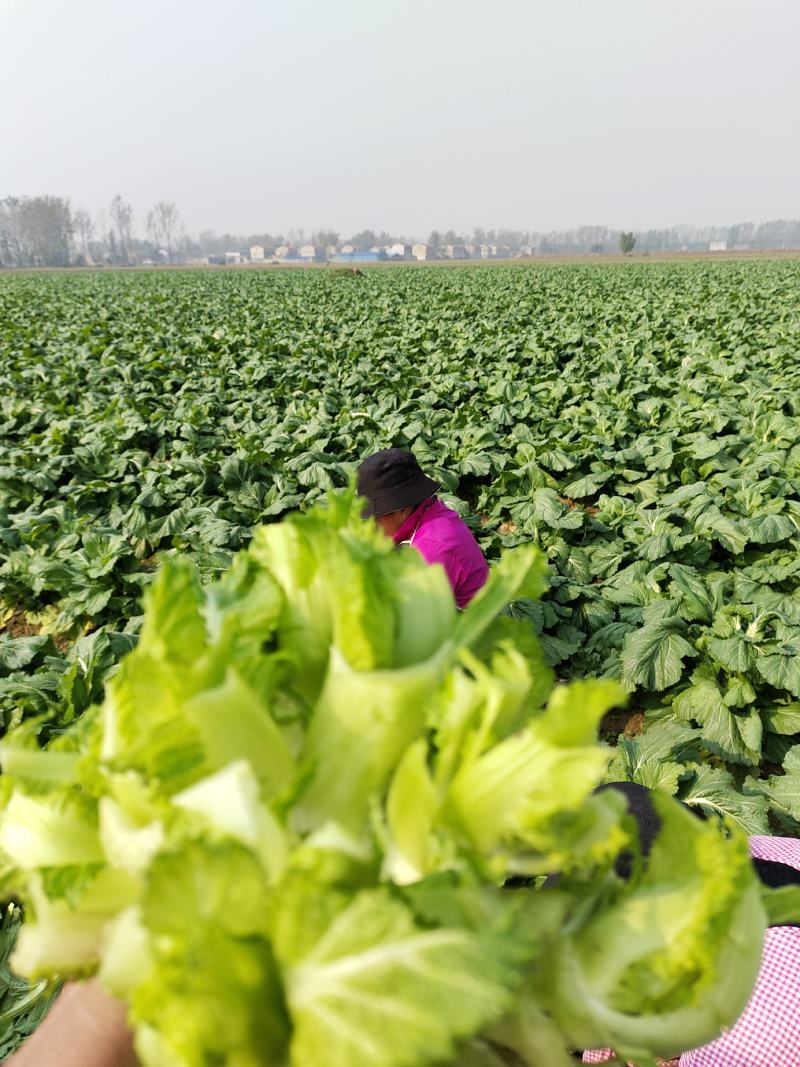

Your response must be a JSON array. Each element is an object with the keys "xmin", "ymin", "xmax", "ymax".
[{"xmin": 583, "ymin": 837, "xmax": 800, "ymax": 1067}]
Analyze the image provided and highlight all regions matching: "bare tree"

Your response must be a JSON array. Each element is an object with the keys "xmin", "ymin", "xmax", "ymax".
[
  {"xmin": 73, "ymin": 209, "xmax": 94, "ymax": 263},
  {"xmin": 0, "ymin": 196, "xmax": 73, "ymax": 266},
  {"xmin": 145, "ymin": 209, "xmax": 159, "ymax": 252},
  {"xmin": 110, "ymin": 195, "xmax": 134, "ymax": 264},
  {"xmin": 145, "ymin": 201, "xmax": 181, "ymax": 261},
  {"xmin": 0, "ymin": 197, "xmax": 24, "ymax": 266},
  {"xmin": 311, "ymin": 229, "xmax": 339, "ymax": 249},
  {"xmin": 157, "ymin": 201, "xmax": 180, "ymax": 261}
]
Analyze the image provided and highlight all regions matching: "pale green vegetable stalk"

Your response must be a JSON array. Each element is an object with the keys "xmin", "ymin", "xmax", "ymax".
[{"xmin": 0, "ymin": 492, "xmax": 766, "ymax": 1067}]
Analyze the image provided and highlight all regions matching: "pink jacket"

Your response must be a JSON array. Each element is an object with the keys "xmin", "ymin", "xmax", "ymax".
[{"xmin": 392, "ymin": 497, "xmax": 489, "ymax": 609}]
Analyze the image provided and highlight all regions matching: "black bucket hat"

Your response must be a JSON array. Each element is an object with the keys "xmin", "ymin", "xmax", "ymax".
[{"xmin": 357, "ymin": 449, "xmax": 440, "ymax": 519}]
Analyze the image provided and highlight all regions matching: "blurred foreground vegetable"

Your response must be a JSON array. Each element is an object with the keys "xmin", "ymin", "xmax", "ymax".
[{"xmin": 0, "ymin": 494, "xmax": 766, "ymax": 1067}]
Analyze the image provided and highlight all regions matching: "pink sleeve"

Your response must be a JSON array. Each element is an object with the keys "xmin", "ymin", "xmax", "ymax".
[{"xmin": 411, "ymin": 539, "xmax": 461, "ymax": 591}]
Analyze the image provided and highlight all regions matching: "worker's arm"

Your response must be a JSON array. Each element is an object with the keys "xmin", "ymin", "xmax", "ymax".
[{"xmin": 7, "ymin": 982, "xmax": 138, "ymax": 1067}]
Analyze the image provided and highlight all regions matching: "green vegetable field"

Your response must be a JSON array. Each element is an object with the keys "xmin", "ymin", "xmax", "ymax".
[
  {"xmin": 1, "ymin": 259, "xmax": 800, "ymax": 1062},
  {"xmin": 4, "ymin": 261, "xmax": 800, "ymax": 826}
]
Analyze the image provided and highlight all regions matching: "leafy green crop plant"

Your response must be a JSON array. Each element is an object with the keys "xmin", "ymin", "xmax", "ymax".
[{"xmin": 0, "ymin": 496, "xmax": 769, "ymax": 1067}]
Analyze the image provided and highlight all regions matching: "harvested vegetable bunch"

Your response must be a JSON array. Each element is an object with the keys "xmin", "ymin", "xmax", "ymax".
[{"xmin": 0, "ymin": 493, "xmax": 766, "ymax": 1067}]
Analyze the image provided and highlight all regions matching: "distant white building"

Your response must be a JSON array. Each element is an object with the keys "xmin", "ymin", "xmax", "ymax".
[
  {"xmin": 225, "ymin": 251, "xmax": 242, "ymax": 265},
  {"xmin": 297, "ymin": 244, "xmax": 326, "ymax": 262},
  {"xmin": 249, "ymin": 245, "xmax": 265, "ymax": 261},
  {"xmin": 296, "ymin": 245, "xmax": 326, "ymax": 262},
  {"xmin": 386, "ymin": 242, "xmax": 412, "ymax": 259},
  {"xmin": 411, "ymin": 243, "xmax": 428, "ymax": 261},
  {"xmin": 340, "ymin": 244, "xmax": 356, "ymax": 254},
  {"xmin": 442, "ymin": 244, "xmax": 467, "ymax": 260},
  {"xmin": 273, "ymin": 245, "xmax": 290, "ymax": 258},
  {"xmin": 709, "ymin": 241, "xmax": 728, "ymax": 252}
]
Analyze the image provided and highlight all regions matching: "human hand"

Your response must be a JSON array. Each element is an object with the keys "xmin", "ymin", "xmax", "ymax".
[{"xmin": 7, "ymin": 981, "xmax": 138, "ymax": 1067}]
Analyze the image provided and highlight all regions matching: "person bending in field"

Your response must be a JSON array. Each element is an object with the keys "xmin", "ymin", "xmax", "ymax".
[
  {"xmin": 357, "ymin": 448, "xmax": 488, "ymax": 608},
  {"xmin": 582, "ymin": 782, "xmax": 800, "ymax": 1067}
]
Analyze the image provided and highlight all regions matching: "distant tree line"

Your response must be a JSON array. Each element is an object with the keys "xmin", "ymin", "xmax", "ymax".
[
  {"xmin": 204, "ymin": 219, "xmax": 800, "ymax": 256},
  {"xmin": 421, "ymin": 221, "xmax": 800, "ymax": 255},
  {"xmin": 0, "ymin": 195, "xmax": 192, "ymax": 268},
  {"xmin": 3, "ymin": 193, "xmax": 800, "ymax": 268},
  {"xmin": 0, "ymin": 197, "xmax": 74, "ymax": 268}
]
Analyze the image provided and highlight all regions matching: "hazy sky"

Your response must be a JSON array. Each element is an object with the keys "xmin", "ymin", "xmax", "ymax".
[{"xmin": 1, "ymin": 0, "xmax": 798, "ymax": 237}]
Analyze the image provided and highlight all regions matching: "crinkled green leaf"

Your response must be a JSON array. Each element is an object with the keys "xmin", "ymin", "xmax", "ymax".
[{"xmin": 285, "ymin": 889, "xmax": 525, "ymax": 1067}]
